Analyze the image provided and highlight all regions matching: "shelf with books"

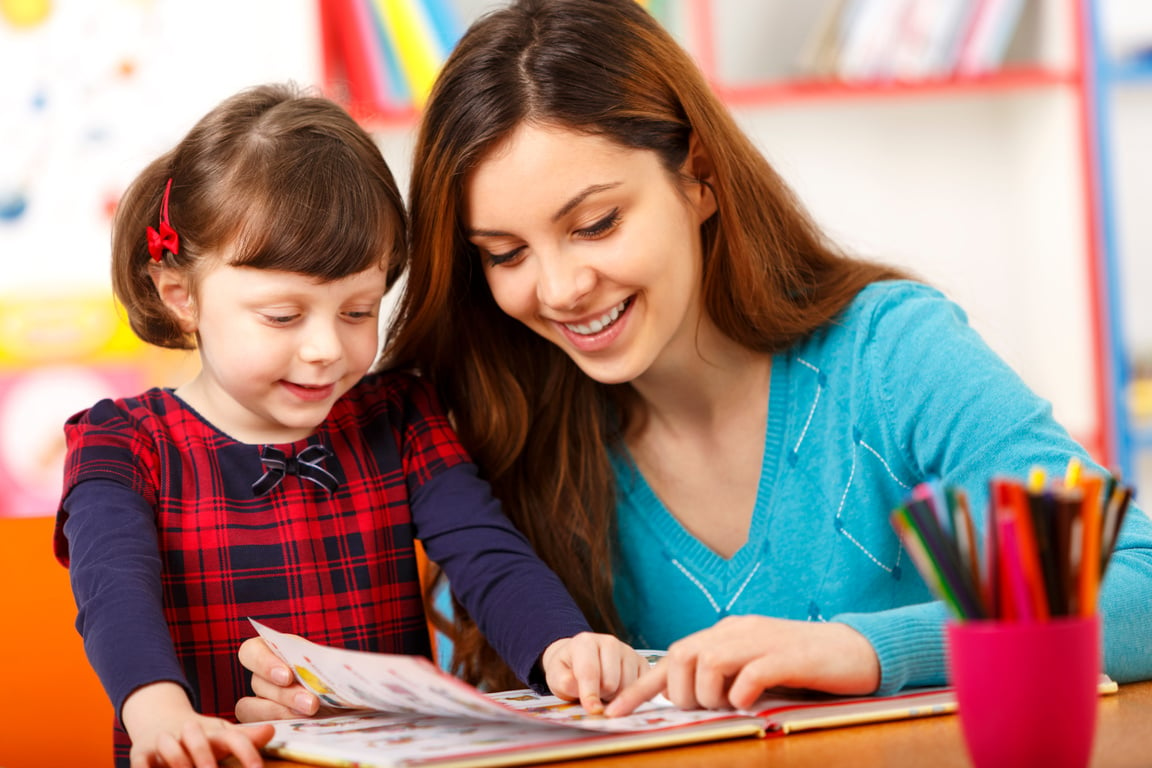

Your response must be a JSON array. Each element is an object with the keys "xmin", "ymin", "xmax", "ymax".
[
  {"xmin": 680, "ymin": 0, "xmax": 1057, "ymax": 100},
  {"xmin": 673, "ymin": 0, "xmax": 1110, "ymax": 463}
]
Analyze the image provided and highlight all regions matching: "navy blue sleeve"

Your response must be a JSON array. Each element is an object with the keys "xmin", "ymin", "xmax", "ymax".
[
  {"xmin": 62, "ymin": 478, "xmax": 193, "ymax": 717},
  {"xmin": 410, "ymin": 462, "xmax": 591, "ymax": 690}
]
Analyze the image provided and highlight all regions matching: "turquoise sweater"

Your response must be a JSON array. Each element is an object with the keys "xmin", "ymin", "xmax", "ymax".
[{"xmin": 612, "ymin": 281, "xmax": 1152, "ymax": 695}]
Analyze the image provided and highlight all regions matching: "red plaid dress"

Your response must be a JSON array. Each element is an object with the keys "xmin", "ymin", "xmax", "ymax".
[{"xmin": 55, "ymin": 372, "xmax": 587, "ymax": 766}]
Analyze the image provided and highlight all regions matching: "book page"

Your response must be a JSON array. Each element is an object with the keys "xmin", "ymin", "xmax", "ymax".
[{"xmin": 251, "ymin": 621, "xmax": 753, "ymax": 734}]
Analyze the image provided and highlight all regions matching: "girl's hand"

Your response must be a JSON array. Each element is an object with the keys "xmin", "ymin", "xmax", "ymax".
[
  {"xmin": 121, "ymin": 681, "xmax": 273, "ymax": 768},
  {"xmin": 234, "ymin": 637, "xmax": 321, "ymax": 722},
  {"xmin": 540, "ymin": 632, "xmax": 648, "ymax": 714},
  {"xmin": 604, "ymin": 616, "xmax": 880, "ymax": 716}
]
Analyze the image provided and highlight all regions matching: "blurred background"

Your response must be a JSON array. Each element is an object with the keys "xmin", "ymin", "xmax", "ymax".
[
  {"xmin": 1, "ymin": 0, "xmax": 1151, "ymax": 764},
  {"xmin": 4, "ymin": 0, "xmax": 1152, "ymax": 521}
]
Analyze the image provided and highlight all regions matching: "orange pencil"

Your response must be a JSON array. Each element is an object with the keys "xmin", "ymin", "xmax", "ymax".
[
  {"xmin": 1077, "ymin": 472, "xmax": 1104, "ymax": 616},
  {"xmin": 1005, "ymin": 479, "xmax": 1049, "ymax": 620}
]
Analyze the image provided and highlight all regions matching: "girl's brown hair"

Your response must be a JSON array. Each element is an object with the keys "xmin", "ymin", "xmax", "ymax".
[
  {"xmin": 112, "ymin": 83, "xmax": 407, "ymax": 349},
  {"xmin": 386, "ymin": 0, "xmax": 906, "ymax": 689}
]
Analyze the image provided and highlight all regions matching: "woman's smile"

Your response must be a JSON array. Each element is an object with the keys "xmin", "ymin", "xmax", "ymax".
[{"xmin": 555, "ymin": 297, "xmax": 634, "ymax": 352}]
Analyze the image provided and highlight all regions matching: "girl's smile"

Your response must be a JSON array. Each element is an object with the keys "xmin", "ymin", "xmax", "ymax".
[{"xmin": 279, "ymin": 380, "xmax": 338, "ymax": 402}]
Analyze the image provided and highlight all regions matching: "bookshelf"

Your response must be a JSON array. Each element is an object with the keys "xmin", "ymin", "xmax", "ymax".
[{"xmin": 668, "ymin": 0, "xmax": 1110, "ymax": 465}]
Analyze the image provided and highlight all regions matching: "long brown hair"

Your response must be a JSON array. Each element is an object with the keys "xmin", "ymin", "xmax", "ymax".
[
  {"xmin": 112, "ymin": 83, "xmax": 407, "ymax": 349},
  {"xmin": 385, "ymin": 0, "xmax": 905, "ymax": 689}
]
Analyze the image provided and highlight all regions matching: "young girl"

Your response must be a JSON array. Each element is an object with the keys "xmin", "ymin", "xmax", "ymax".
[
  {"xmin": 54, "ymin": 83, "xmax": 644, "ymax": 768},
  {"xmin": 239, "ymin": 0, "xmax": 1152, "ymax": 723}
]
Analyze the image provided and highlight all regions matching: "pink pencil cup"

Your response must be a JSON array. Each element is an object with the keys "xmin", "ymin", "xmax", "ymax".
[{"xmin": 946, "ymin": 616, "xmax": 1101, "ymax": 768}]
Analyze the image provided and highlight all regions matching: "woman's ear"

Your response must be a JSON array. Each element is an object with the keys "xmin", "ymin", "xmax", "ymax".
[
  {"xmin": 682, "ymin": 131, "xmax": 717, "ymax": 222},
  {"xmin": 149, "ymin": 264, "xmax": 198, "ymax": 333}
]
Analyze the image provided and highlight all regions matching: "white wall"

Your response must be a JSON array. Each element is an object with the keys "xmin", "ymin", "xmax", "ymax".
[
  {"xmin": 0, "ymin": 0, "xmax": 320, "ymax": 292},
  {"xmin": 734, "ymin": 87, "xmax": 1095, "ymax": 440}
]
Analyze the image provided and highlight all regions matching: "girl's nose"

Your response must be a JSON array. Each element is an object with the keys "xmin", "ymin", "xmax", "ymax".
[{"xmin": 298, "ymin": 320, "xmax": 342, "ymax": 364}]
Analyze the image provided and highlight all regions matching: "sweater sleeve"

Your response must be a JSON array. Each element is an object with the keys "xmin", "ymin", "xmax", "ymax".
[
  {"xmin": 837, "ymin": 283, "xmax": 1152, "ymax": 692},
  {"xmin": 61, "ymin": 478, "xmax": 193, "ymax": 717},
  {"xmin": 410, "ymin": 462, "xmax": 592, "ymax": 689}
]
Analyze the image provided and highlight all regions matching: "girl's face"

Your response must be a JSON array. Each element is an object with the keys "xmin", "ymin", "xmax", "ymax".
[
  {"xmin": 465, "ymin": 123, "xmax": 716, "ymax": 385},
  {"xmin": 158, "ymin": 259, "xmax": 388, "ymax": 444}
]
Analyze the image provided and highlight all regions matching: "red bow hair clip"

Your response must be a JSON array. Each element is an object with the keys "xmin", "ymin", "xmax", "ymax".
[{"xmin": 146, "ymin": 177, "xmax": 180, "ymax": 262}]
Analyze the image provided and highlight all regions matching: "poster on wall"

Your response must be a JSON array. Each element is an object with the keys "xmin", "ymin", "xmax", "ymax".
[
  {"xmin": 0, "ymin": 0, "xmax": 317, "ymax": 518},
  {"xmin": 0, "ymin": 294, "xmax": 198, "ymax": 518}
]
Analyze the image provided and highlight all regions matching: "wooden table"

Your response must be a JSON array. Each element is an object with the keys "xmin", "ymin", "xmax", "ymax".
[{"xmin": 261, "ymin": 680, "xmax": 1152, "ymax": 768}]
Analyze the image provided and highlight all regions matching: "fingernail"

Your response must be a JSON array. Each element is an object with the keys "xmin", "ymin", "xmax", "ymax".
[
  {"xmin": 294, "ymin": 692, "xmax": 315, "ymax": 713},
  {"xmin": 272, "ymin": 666, "xmax": 293, "ymax": 686}
]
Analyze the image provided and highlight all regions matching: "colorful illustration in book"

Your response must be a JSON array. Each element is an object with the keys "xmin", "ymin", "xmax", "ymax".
[
  {"xmin": 285, "ymin": 717, "xmax": 369, "ymax": 733},
  {"xmin": 520, "ymin": 701, "xmax": 587, "ymax": 718},
  {"xmin": 296, "ymin": 663, "xmax": 336, "ymax": 696},
  {"xmin": 294, "ymin": 659, "xmax": 351, "ymax": 708}
]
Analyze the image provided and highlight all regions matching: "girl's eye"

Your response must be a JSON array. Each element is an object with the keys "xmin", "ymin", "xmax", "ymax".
[
  {"xmin": 264, "ymin": 314, "xmax": 299, "ymax": 325},
  {"xmin": 575, "ymin": 209, "xmax": 621, "ymax": 240},
  {"xmin": 344, "ymin": 310, "xmax": 377, "ymax": 321}
]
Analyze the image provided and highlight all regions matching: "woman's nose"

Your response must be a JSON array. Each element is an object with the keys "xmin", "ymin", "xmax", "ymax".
[{"xmin": 535, "ymin": 251, "xmax": 596, "ymax": 311}]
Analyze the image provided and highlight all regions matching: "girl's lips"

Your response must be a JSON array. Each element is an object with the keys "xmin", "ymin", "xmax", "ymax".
[{"xmin": 281, "ymin": 381, "xmax": 336, "ymax": 402}]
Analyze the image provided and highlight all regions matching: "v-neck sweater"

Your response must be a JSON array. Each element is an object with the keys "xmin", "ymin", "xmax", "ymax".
[{"xmin": 611, "ymin": 280, "xmax": 1152, "ymax": 695}]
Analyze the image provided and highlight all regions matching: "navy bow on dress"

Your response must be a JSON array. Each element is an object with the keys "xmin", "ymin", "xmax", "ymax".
[{"xmin": 251, "ymin": 444, "xmax": 339, "ymax": 496}]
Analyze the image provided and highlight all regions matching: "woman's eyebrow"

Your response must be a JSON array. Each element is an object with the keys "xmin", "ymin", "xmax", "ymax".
[
  {"xmin": 552, "ymin": 182, "xmax": 621, "ymax": 221},
  {"xmin": 467, "ymin": 182, "xmax": 623, "ymax": 238}
]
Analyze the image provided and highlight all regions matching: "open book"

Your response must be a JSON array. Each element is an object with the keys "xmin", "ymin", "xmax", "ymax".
[{"xmin": 252, "ymin": 621, "xmax": 1115, "ymax": 768}]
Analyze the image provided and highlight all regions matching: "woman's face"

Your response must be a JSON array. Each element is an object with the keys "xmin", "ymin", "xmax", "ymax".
[{"xmin": 465, "ymin": 123, "xmax": 716, "ymax": 385}]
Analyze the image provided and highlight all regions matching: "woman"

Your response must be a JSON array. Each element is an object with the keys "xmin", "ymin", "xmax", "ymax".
[{"xmin": 238, "ymin": 0, "xmax": 1152, "ymax": 720}]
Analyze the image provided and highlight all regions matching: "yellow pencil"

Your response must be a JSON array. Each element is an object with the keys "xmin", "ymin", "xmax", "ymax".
[
  {"xmin": 1064, "ymin": 456, "xmax": 1082, "ymax": 489},
  {"xmin": 1028, "ymin": 466, "xmax": 1046, "ymax": 493}
]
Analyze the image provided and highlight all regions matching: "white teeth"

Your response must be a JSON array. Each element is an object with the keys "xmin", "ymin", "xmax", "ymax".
[{"xmin": 565, "ymin": 300, "xmax": 627, "ymax": 336}]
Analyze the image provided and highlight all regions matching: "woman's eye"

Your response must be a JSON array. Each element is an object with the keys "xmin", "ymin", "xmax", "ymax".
[
  {"xmin": 575, "ymin": 209, "xmax": 621, "ymax": 239},
  {"xmin": 486, "ymin": 246, "xmax": 525, "ymax": 267}
]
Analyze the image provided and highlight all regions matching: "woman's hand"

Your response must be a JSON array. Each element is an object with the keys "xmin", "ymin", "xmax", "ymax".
[
  {"xmin": 121, "ymin": 681, "xmax": 273, "ymax": 768},
  {"xmin": 540, "ymin": 632, "xmax": 649, "ymax": 714},
  {"xmin": 604, "ymin": 616, "xmax": 880, "ymax": 716},
  {"xmin": 234, "ymin": 637, "xmax": 321, "ymax": 722}
]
